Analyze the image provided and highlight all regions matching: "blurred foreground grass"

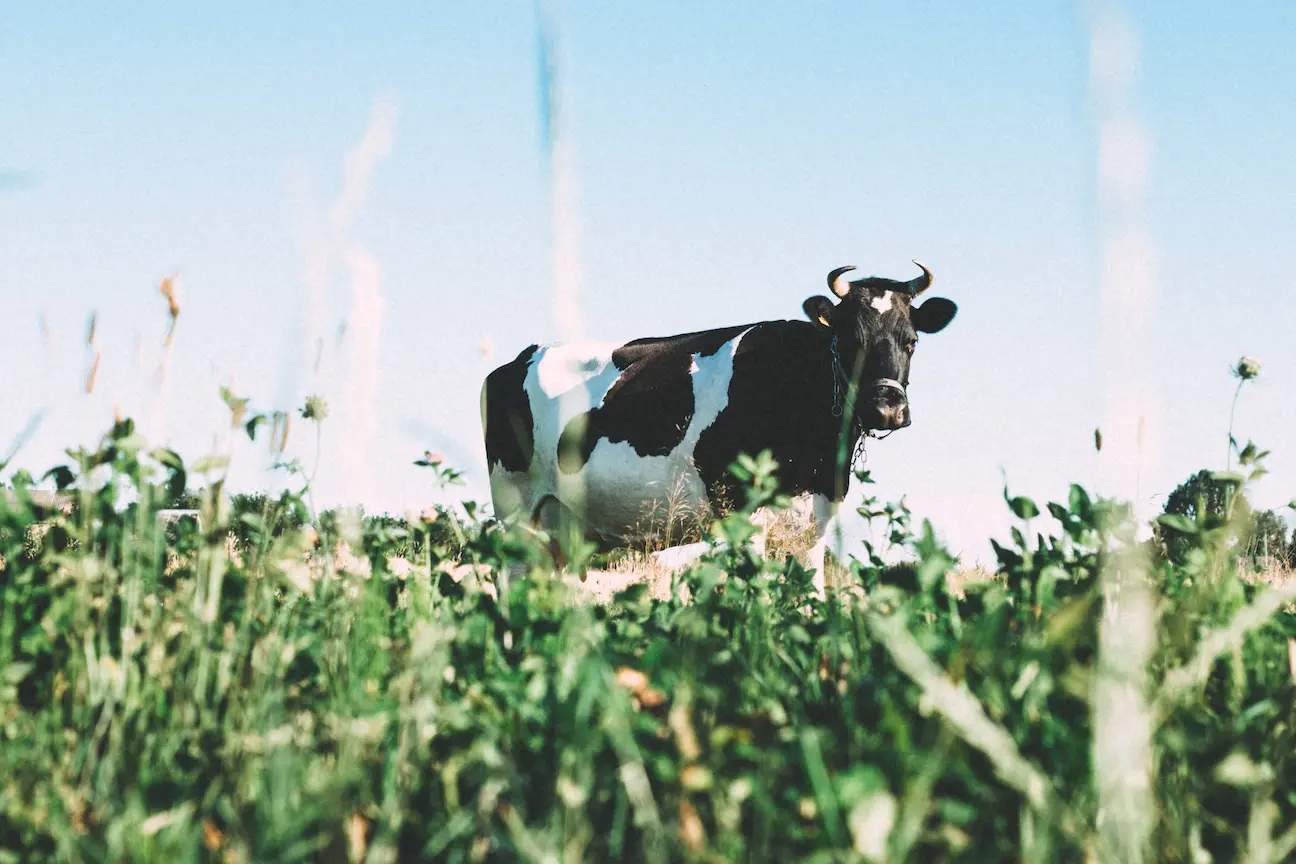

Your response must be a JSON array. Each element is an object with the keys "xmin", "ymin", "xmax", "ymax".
[{"xmin": 2, "ymin": 402, "xmax": 1295, "ymax": 863}]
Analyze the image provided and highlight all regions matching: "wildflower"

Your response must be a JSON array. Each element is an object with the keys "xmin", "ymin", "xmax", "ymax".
[
  {"xmin": 615, "ymin": 667, "xmax": 649, "ymax": 692},
  {"xmin": 1232, "ymin": 356, "xmax": 1262, "ymax": 381},
  {"xmin": 201, "ymin": 820, "xmax": 224, "ymax": 852},
  {"xmin": 1226, "ymin": 355, "xmax": 1261, "ymax": 469},
  {"xmin": 301, "ymin": 395, "xmax": 329, "ymax": 421}
]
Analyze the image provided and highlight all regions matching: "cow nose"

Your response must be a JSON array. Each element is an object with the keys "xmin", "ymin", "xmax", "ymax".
[
  {"xmin": 873, "ymin": 380, "xmax": 905, "ymax": 403},
  {"xmin": 872, "ymin": 402, "xmax": 910, "ymax": 430},
  {"xmin": 866, "ymin": 381, "xmax": 910, "ymax": 430}
]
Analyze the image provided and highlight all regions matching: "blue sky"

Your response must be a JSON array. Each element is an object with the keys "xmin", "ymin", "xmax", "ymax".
[{"xmin": 2, "ymin": 2, "xmax": 1293, "ymax": 563}]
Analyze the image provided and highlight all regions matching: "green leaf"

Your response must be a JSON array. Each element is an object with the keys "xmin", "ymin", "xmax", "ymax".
[
  {"xmin": 42, "ymin": 465, "xmax": 76, "ymax": 491},
  {"xmin": 1009, "ymin": 496, "xmax": 1040, "ymax": 520},
  {"xmin": 245, "ymin": 414, "xmax": 267, "ymax": 441},
  {"xmin": 115, "ymin": 432, "xmax": 149, "ymax": 454},
  {"xmin": 1210, "ymin": 471, "xmax": 1246, "ymax": 486},
  {"xmin": 1045, "ymin": 594, "xmax": 1096, "ymax": 646},
  {"xmin": 1157, "ymin": 514, "xmax": 1199, "ymax": 534},
  {"xmin": 219, "ymin": 386, "xmax": 244, "ymax": 410},
  {"xmin": 109, "ymin": 417, "xmax": 136, "ymax": 439},
  {"xmin": 221, "ymin": 386, "xmax": 251, "ymax": 427},
  {"xmin": 147, "ymin": 449, "xmax": 187, "ymax": 501},
  {"xmin": 150, "ymin": 447, "xmax": 183, "ymax": 470},
  {"xmin": 191, "ymin": 454, "xmax": 230, "ymax": 474},
  {"xmin": 914, "ymin": 520, "xmax": 953, "ymax": 593},
  {"xmin": 1068, "ymin": 484, "xmax": 1091, "ymax": 515},
  {"xmin": 785, "ymin": 625, "xmax": 811, "ymax": 644}
]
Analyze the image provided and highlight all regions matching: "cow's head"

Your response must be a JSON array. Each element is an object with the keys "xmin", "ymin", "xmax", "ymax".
[{"xmin": 802, "ymin": 261, "xmax": 956, "ymax": 432}]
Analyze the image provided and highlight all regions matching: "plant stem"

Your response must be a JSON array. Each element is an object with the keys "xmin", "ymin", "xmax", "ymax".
[{"xmin": 1227, "ymin": 378, "xmax": 1244, "ymax": 470}]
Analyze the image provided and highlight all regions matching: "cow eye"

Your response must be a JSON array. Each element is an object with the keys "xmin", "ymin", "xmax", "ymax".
[{"xmin": 905, "ymin": 339, "xmax": 917, "ymax": 354}]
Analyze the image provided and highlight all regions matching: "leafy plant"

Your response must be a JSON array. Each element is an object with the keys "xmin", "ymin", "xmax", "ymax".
[{"xmin": 1, "ymin": 377, "xmax": 1294, "ymax": 863}]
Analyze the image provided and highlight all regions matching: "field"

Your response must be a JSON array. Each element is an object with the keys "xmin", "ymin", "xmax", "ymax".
[{"xmin": 2, "ymin": 393, "xmax": 1296, "ymax": 864}]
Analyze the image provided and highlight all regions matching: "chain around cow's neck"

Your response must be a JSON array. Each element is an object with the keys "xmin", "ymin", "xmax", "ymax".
[{"xmin": 829, "ymin": 335, "xmax": 883, "ymax": 470}]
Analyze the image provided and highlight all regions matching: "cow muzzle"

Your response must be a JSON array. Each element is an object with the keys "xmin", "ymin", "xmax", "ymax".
[{"xmin": 861, "ymin": 378, "xmax": 910, "ymax": 431}]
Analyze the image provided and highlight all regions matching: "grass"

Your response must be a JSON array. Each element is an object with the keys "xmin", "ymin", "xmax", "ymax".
[{"xmin": 2, "ymin": 397, "xmax": 1296, "ymax": 862}]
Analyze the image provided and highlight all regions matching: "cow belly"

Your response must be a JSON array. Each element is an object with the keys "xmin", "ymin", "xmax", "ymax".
[
  {"xmin": 564, "ymin": 442, "xmax": 710, "ymax": 543},
  {"xmin": 489, "ymin": 448, "xmax": 708, "ymax": 544}
]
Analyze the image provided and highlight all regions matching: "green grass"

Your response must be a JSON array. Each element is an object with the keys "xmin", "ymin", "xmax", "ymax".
[{"xmin": 2, "ymin": 408, "xmax": 1295, "ymax": 863}]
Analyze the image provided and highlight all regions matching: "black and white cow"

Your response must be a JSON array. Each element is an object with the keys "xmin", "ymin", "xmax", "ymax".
[{"xmin": 480, "ymin": 262, "xmax": 957, "ymax": 596}]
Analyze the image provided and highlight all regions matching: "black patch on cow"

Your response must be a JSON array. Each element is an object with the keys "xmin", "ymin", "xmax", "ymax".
[
  {"xmin": 610, "ymin": 324, "xmax": 752, "ymax": 369},
  {"xmin": 693, "ymin": 321, "xmax": 857, "ymax": 504},
  {"xmin": 556, "ymin": 324, "xmax": 752, "ymax": 475},
  {"xmin": 482, "ymin": 343, "xmax": 539, "ymax": 473}
]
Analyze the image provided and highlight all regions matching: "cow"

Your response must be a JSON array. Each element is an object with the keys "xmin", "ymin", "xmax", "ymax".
[{"xmin": 480, "ymin": 262, "xmax": 957, "ymax": 598}]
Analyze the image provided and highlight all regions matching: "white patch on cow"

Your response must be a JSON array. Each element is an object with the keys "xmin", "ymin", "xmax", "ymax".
[
  {"xmin": 505, "ymin": 328, "xmax": 756, "ymax": 545},
  {"xmin": 521, "ymin": 343, "xmax": 625, "ymax": 517},
  {"xmin": 488, "ymin": 461, "xmax": 532, "ymax": 525},
  {"xmin": 533, "ymin": 341, "xmax": 623, "ymax": 399},
  {"xmin": 869, "ymin": 291, "xmax": 894, "ymax": 315}
]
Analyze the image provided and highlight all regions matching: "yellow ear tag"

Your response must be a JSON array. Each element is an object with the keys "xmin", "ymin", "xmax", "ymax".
[{"xmin": 817, "ymin": 315, "xmax": 832, "ymax": 328}]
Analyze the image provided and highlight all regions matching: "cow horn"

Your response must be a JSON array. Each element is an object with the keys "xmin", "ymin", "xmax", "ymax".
[
  {"xmin": 827, "ymin": 266, "xmax": 856, "ymax": 298},
  {"xmin": 904, "ymin": 260, "xmax": 933, "ymax": 296}
]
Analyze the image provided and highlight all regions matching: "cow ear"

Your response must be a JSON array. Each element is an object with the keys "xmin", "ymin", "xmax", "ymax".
[
  {"xmin": 912, "ymin": 297, "xmax": 957, "ymax": 333},
  {"xmin": 803, "ymin": 295, "xmax": 836, "ymax": 330}
]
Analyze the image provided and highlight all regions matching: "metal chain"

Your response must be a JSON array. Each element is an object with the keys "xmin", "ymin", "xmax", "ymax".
[
  {"xmin": 829, "ymin": 335, "xmax": 846, "ymax": 418},
  {"xmin": 830, "ymin": 335, "xmax": 871, "ymax": 472}
]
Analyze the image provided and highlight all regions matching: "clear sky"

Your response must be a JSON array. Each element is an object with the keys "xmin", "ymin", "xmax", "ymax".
[{"xmin": 2, "ymin": 2, "xmax": 1293, "ymax": 564}]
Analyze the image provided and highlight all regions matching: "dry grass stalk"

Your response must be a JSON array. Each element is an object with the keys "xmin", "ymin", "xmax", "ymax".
[
  {"xmin": 1092, "ymin": 547, "xmax": 1156, "ymax": 864},
  {"xmin": 863, "ymin": 607, "xmax": 1067, "ymax": 829},
  {"xmin": 1154, "ymin": 578, "xmax": 1296, "ymax": 724}
]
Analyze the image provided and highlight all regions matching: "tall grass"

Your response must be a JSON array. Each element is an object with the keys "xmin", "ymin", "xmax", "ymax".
[{"xmin": 2, "ymin": 391, "xmax": 1295, "ymax": 862}]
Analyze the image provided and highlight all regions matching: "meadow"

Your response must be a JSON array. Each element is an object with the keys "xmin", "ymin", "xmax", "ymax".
[{"xmin": 2, "ymin": 374, "xmax": 1295, "ymax": 864}]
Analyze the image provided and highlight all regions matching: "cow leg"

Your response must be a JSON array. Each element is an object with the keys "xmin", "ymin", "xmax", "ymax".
[
  {"xmin": 749, "ymin": 505, "xmax": 779, "ymax": 559},
  {"xmin": 532, "ymin": 494, "xmax": 583, "ymax": 578},
  {"xmin": 806, "ymin": 493, "xmax": 841, "ymax": 601}
]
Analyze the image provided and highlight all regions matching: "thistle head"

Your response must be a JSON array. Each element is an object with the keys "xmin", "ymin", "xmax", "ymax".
[{"xmin": 1232, "ymin": 356, "xmax": 1262, "ymax": 382}]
